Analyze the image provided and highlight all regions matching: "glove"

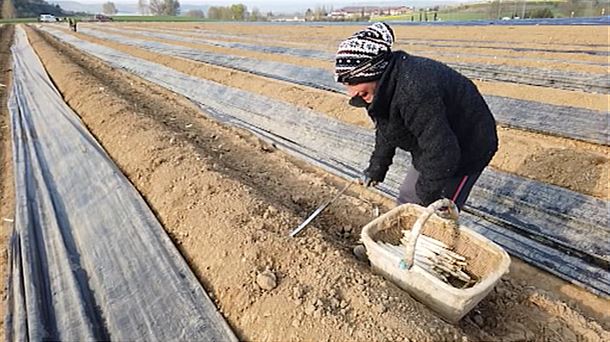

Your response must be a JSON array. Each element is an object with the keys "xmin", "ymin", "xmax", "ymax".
[{"xmin": 359, "ymin": 174, "xmax": 379, "ymax": 187}]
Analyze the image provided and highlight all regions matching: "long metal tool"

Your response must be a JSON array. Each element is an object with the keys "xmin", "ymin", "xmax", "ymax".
[{"xmin": 289, "ymin": 179, "xmax": 356, "ymax": 237}]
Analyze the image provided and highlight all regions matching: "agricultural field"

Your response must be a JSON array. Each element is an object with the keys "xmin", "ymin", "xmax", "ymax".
[{"xmin": 0, "ymin": 20, "xmax": 608, "ymax": 340}]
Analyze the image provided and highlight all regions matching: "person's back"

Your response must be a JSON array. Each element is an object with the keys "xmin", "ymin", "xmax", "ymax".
[{"xmin": 382, "ymin": 52, "xmax": 498, "ymax": 175}]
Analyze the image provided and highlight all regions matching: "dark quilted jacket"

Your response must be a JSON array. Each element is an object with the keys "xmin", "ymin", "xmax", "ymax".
[{"xmin": 364, "ymin": 51, "xmax": 498, "ymax": 205}]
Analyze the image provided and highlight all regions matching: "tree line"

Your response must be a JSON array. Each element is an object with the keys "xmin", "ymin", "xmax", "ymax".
[
  {"xmin": 115, "ymin": 0, "xmax": 182, "ymax": 16},
  {"xmin": 486, "ymin": 0, "xmax": 608, "ymax": 19},
  {"xmin": 104, "ymin": 1, "xmax": 270, "ymax": 20},
  {"xmin": 103, "ymin": 0, "xmax": 609, "ymax": 21},
  {"xmin": 207, "ymin": 4, "xmax": 269, "ymax": 21},
  {"xmin": 8, "ymin": 0, "xmax": 65, "ymax": 18}
]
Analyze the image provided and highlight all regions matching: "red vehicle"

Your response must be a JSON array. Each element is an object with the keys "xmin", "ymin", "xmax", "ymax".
[{"xmin": 94, "ymin": 14, "xmax": 113, "ymax": 22}]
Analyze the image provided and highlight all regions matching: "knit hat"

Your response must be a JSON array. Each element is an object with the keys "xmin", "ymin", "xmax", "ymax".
[{"xmin": 335, "ymin": 22, "xmax": 395, "ymax": 84}]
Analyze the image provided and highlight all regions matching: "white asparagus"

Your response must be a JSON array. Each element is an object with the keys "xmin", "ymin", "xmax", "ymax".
[
  {"xmin": 379, "ymin": 237, "xmax": 473, "ymax": 286},
  {"xmin": 401, "ymin": 246, "xmax": 462, "ymax": 271},
  {"xmin": 401, "ymin": 235, "xmax": 467, "ymax": 262},
  {"xmin": 418, "ymin": 235, "xmax": 449, "ymax": 248},
  {"xmin": 418, "ymin": 238, "xmax": 466, "ymax": 261}
]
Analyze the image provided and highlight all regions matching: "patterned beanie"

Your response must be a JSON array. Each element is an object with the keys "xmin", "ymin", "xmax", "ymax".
[{"xmin": 335, "ymin": 22, "xmax": 395, "ymax": 84}]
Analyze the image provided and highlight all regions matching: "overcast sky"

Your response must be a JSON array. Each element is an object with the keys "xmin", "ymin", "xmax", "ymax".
[
  {"xmin": 211, "ymin": 1, "xmax": 469, "ymax": 13},
  {"xmin": 105, "ymin": 0, "xmax": 468, "ymax": 9},
  {"xmin": 66, "ymin": 0, "xmax": 471, "ymax": 14},
  {"xmin": 183, "ymin": 0, "xmax": 465, "ymax": 4}
]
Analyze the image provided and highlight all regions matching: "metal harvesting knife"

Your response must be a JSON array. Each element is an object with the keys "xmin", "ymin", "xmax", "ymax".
[{"xmin": 289, "ymin": 179, "xmax": 356, "ymax": 237}]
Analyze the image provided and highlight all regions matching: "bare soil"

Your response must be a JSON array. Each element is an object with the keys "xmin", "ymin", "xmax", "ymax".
[
  {"xmin": 0, "ymin": 23, "xmax": 14, "ymax": 338},
  {"xmin": 54, "ymin": 27, "xmax": 610, "ymax": 199},
  {"xmin": 473, "ymin": 80, "xmax": 607, "ymax": 112},
  {"xmin": 58, "ymin": 26, "xmax": 373, "ymax": 127},
  {"xmin": 117, "ymin": 23, "xmax": 609, "ymax": 70},
  {"xmin": 120, "ymin": 23, "xmax": 610, "ymax": 51},
  {"xmin": 25, "ymin": 25, "xmax": 610, "ymax": 342}
]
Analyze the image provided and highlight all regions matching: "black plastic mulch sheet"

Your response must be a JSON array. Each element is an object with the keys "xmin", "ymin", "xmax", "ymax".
[
  {"xmin": 41, "ymin": 26, "xmax": 610, "ymax": 298},
  {"xmin": 113, "ymin": 26, "xmax": 609, "ymax": 68},
  {"xmin": 76, "ymin": 27, "xmax": 609, "ymax": 146},
  {"xmin": 6, "ymin": 27, "xmax": 237, "ymax": 341},
  {"xmin": 92, "ymin": 26, "xmax": 610, "ymax": 94}
]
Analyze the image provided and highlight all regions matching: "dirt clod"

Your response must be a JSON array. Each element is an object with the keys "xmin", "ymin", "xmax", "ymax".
[
  {"xmin": 304, "ymin": 302, "xmax": 316, "ymax": 316},
  {"xmin": 352, "ymin": 245, "xmax": 369, "ymax": 262},
  {"xmin": 292, "ymin": 285, "xmax": 305, "ymax": 299},
  {"xmin": 256, "ymin": 270, "xmax": 277, "ymax": 291},
  {"xmin": 291, "ymin": 194, "xmax": 304, "ymax": 205}
]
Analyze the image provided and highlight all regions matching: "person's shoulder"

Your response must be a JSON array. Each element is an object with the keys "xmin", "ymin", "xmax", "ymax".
[
  {"xmin": 410, "ymin": 54, "xmax": 453, "ymax": 74},
  {"xmin": 391, "ymin": 52, "xmax": 436, "ymax": 96}
]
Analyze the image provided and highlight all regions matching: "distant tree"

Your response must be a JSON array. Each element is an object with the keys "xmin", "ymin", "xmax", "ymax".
[
  {"xmin": 102, "ymin": 1, "xmax": 118, "ymax": 15},
  {"xmin": 7, "ymin": 0, "xmax": 67, "ymax": 17},
  {"xmin": 230, "ymin": 3, "xmax": 247, "ymax": 20},
  {"xmin": 149, "ymin": 0, "xmax": 164, "ymax": 15},
  {"xmin": 149, "ymin": 0, "xmax": 179, "ymax": 15},
  {"xmin": 138, "ymin": 0, "xmax": 149, "ymax": 15},
  {"xmin": 266, "ymin": 11, "xmax": 273, "ymax": 19},
  {"xmin": 1, "ymin": 0, "xmax": 17, "ymax": 19},
  {"xmin": 208, "ymin": 5, "xmax": 238, "ymax": 20},
  {"xmin": 186, "ymin": 9, "xmax": 204, "ymax": 18},
  {"xmin": 207, "ymin": 6, "xmax": 218, "ymax": 19},
  {"xmin": 250, "ymin": 7, "xmax": 261, "ymax": 21},
  {"xmin": 216, "ymin": 6, "xmax": 229, "ymax": 19},
  {"xmin": 313, "ymin": 5, "xmax": 327, "ymax": 20},
  {"xmin": 165, "ymin": 0, "xmax": 180, "ymax": 15}
]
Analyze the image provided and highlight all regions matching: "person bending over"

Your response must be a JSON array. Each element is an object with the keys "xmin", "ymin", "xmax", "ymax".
[{"xmin": 335, "ymin": 22, "xmax": 498, "ymax": 210}]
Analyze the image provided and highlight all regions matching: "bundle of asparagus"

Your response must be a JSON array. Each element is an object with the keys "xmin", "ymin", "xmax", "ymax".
[{"xmin": 378, "ymin": 235, "xmax": 476, "ymax": 288}]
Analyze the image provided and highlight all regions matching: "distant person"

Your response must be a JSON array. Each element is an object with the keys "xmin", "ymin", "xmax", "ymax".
[
  {"xmin": 68, "ymin": 18, "xmax": 77, "ymax": 32},
  {"xmin": 334, "ymin": 22, "xmax": 498, "ymax": 210}
]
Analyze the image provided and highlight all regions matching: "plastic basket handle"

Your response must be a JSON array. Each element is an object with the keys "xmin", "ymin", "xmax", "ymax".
[{"xmin": 402, "ymin": 199, "xmax": 460, "ymax": 270}]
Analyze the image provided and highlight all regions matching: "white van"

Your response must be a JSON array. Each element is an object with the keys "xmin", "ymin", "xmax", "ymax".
[{"xmin": 39, "ymin": 14, "xmax": 58, "ymax": 22}]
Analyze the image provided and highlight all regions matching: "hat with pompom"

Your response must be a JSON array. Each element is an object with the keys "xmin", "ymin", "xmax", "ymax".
[{"xmin": 335, "ymin": 22, "xmax": 395, "ymax": 84}]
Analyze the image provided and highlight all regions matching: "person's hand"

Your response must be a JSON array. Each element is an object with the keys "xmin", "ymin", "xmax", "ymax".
[{"xmin": 359, "ymin": 174, "xmax": 379, "ymax": 187}]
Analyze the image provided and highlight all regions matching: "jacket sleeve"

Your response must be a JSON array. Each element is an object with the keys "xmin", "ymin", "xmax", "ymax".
[
  {"xmin": 364, "ymin": 129, "xmax": 396, "ymax": 182},
  {"xmin": 402, "ymin": 96, "xmax": 461, "ymax": 205}
]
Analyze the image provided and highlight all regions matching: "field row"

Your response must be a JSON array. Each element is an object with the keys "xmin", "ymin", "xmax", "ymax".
[
  {"xmin": 37, "ymin": 25, "xmax": 610, "ymax": 299},
  {"xmin": 56, "ymin": 24, "xmax": 610, "ymax": 201},
  {"xmin": 14, "ymin": 24, "xmax": 609, "ymax": 340},
  {"xmin": 98, "ymin": 24, "xmax": 608, "ymax": 93}
]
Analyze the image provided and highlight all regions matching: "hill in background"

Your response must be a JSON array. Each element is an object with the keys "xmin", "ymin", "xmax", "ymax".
[
  {"xmin": 2, "ymin": 0, "xmax": 66, "ymax": 18},
  {"xmin": 439, "ymin": 0, "xmax": 608, "ymax": 20}
]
